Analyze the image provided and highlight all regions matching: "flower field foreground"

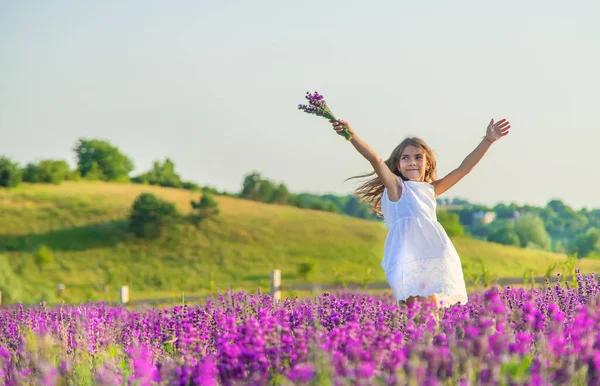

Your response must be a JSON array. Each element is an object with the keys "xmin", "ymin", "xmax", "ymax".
[{"xmin": 2, "ymin": 271, "xmax": 600, "ymax": 385}]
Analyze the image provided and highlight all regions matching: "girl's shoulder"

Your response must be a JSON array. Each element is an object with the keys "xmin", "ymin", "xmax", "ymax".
[{"xmin": 382, "ymin": 180, "xmax": 406, "ymax": 204}]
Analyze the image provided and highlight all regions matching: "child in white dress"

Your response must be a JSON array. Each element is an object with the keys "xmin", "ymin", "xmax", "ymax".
[{"xmin": 331, "ymin": 118, "xmax": 511, "ymax": 309}]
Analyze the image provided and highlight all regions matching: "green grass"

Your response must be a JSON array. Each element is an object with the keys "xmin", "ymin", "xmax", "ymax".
[{"xmin": 1, "ymin": 181, "xmax": 599, "ymax": 304}]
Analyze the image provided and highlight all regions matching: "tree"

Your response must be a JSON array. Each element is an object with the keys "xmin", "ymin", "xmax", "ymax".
[
  {"xmin": 569, "ymin": 228, "xmax": 600, "ymax": 257},
  {"xmin": 190, "ymin": 192, "xmax": 220, "ymax": 225},
  {"xmin": 325, "ymin": 201, "xmax": 339, "ymax": 213},
  {"xmin": 590, "ymin": 210, "xmax": 600, "ymax": 229},
  {"xmin": 488, "ymin": 227, "xmax": 521, "ymax": 247},
  {"xmin": 437, "ymin": 210, "xmax": 465, "ymax": 237},
  {"xmin": 514, "ymin": 214, "xmax": 551, "ymax": 250},
  {"xmin": 132, "ymin": 158, "xmax": 183, "ymax": 188},
  {"xmin": 156, "ymin": 159, "xmax": 180, "ymax": 187},
  {"xmin": 357, "ymin": 205, "xmax": 375, "ymax": 219},
  {"xmin": 132, "ymin": 158, "xmax": 203, "ymax": 191},
  {"xmin": 85, "ymin": 161, "xmax": 105, "ymax": 180},
  {"xmin": 270, "ymin": 183, "xmax": 291, "ymax": 204},
  {"xmin": 74, "ymin": 139, "xmax": 134, "ymax": 181},
  {"xmin": 22, "ymin": 160, "xmax": 70, "ymax": 184},
  {"xmin": 547, "ymin": 199, "xmax": 568, "ymax": 214},
  {"xmin": 38, "ymin": 160, "xmax": 70, "ymax": 184},
  {"xmin": 181, "ymin": 181, "xmax": 201, "ymax": 191},
  {"xmin": 240, "ymin": 172, "xmax": 289, "ymax": 203},
  {"xmin": 0, "ymin": 157, "xmax": 21, "ymax": 187},
  {"xmin": 493, "ymin": 203, "xmax": 520, "ymax": 219},
  {"xmin": 322, "ymin": 194, "xmax": 345, "ymax": 210},
  {"xmin": 240, "ymin": 172, "xmax": 263, "ymax": 200},
  {"xmin": 344, "ymin": 196, "xmax": 361, "ymax": 217},
  {"xmin": 564, "ymin": 212, "xmax": 589, "ymax": 235},
  {"xmin": 257, "ymin": 180, "xmax": 275, "ymax": 202},
  {"xmin": 22, "ymin": 163, "xmax": 39, "ymax": 183},
  {"xmin": 129, "ymin": 193, "xmax": 179, "ymax": 238},
  {"xmin": 451, "ymin": 198, "xmax": 470, "ymax": 206},
  {"xmin": 310, "ymin": 199, "xmax": 326, "ymax": 211},
  {"xmin": 541, "ymin": 205, "xmax": 566, "ymax": 236},
  {"xmin": 292, "ymin": 195, "xmax": 306, "ymax": 208}
]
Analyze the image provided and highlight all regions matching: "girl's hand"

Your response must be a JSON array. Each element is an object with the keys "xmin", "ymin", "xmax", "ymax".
[
  {"xmin": 485, "ymin": 118, "xmax": 511, "ymax": 143},
  {"xmin": 330, "ymin": 119, "xmax": 355, "ymax": 138}
]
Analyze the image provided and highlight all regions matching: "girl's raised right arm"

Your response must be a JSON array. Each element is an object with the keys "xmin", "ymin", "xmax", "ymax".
[{"xmin": 332, "ymin": 120, "xmax": 402, "ymax": 199}]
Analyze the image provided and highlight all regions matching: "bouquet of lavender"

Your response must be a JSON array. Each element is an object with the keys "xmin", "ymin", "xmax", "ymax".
[{"xmin": 297, "ymin": 91, "xmax": 353, "ymax": 140}]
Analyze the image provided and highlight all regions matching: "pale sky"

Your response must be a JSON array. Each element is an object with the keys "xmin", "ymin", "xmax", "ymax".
[{"xmin": 1, "ymin": 1, "xmax": 599, "ymax": 209}]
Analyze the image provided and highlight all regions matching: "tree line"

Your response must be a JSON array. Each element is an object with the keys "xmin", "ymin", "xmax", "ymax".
[
  {"xmin": 0, "ymin": 138, "xmax": 223, "ymax": 193},
  {"xmin": 0, "ymin": 138, "xmax": 375, "ymax": 218},
  {"xmin": 444, "ymin": 200, "xmax": 600, "ymax": 258},
  {"xmin": 238, "ymin": 172, "xmax": 378, "ymax": 220}
]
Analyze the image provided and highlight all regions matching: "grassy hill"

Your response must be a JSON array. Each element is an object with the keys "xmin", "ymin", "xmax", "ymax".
[{"xmin": 1, "ymin": 181, "xmax": 599, "ymax": 304}]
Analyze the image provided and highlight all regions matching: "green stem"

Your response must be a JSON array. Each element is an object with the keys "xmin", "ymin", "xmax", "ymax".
[
  {"xmin": 340, "ymin": 126, "xmax": 353, "ymax": 140},
  {"xmin": 327, "ymin": 113, "xmax": 353, "ymax": 140}
]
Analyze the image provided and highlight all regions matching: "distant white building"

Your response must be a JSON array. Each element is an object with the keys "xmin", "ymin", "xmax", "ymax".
[{"xmin": 472, "ymin": 211, "xmax": 497, "ymax": 225}]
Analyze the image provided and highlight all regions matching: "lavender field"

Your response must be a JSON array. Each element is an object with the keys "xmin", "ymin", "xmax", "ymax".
[{"xmin": 1, "ymin": 271, "xmax": 600, "ymax": 385}]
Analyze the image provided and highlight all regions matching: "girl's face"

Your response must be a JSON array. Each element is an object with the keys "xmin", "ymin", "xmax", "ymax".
[{"xmin": 398, "ymin": 145, "xmax": 428, "ymax": 181}]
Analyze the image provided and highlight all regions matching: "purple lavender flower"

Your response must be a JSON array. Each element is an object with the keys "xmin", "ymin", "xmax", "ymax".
[
  {"xmin": 2, "ymin": 274, "xmax": 600, "ymax": 384},
  {"xmin": 297, "ymin": 91, "xmax": 353, "ymax": 140},
  {"xmin": 287, "ymin": 363, "xmax": 315, "ymax": 383},
  {"xmin": 193, "ymin": 356, "xmax": 219, "ymax": 386}
]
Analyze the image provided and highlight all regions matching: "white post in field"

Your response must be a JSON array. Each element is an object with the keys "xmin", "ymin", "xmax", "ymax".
[
  {"xmin": 120, "ymin": 286, "xmax": 130, "ymax": 304},
  {"xmin": 270, "ymin": 269, "xmax": 281, "ymax": 301}
]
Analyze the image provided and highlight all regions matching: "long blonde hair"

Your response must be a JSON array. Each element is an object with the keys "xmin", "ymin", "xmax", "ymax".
[{"xmin": 346, "ymin": 137, "xmax": 437, "ymax": 217}]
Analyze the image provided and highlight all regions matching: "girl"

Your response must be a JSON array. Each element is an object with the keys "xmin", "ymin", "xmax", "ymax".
[{"xmin": 331, "ymin": 118, "xmax": 511, "ymax": 309}]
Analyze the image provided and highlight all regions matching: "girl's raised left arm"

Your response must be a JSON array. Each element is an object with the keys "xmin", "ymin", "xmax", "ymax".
[{"xmin": 432, "ymin": 118, "xmax": 511, "ymax": 197}]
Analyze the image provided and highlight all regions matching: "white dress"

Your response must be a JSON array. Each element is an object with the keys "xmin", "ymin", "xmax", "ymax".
[{"xmin": 380, "ymin": 178, "xmax": 468, "ymax": 307}]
